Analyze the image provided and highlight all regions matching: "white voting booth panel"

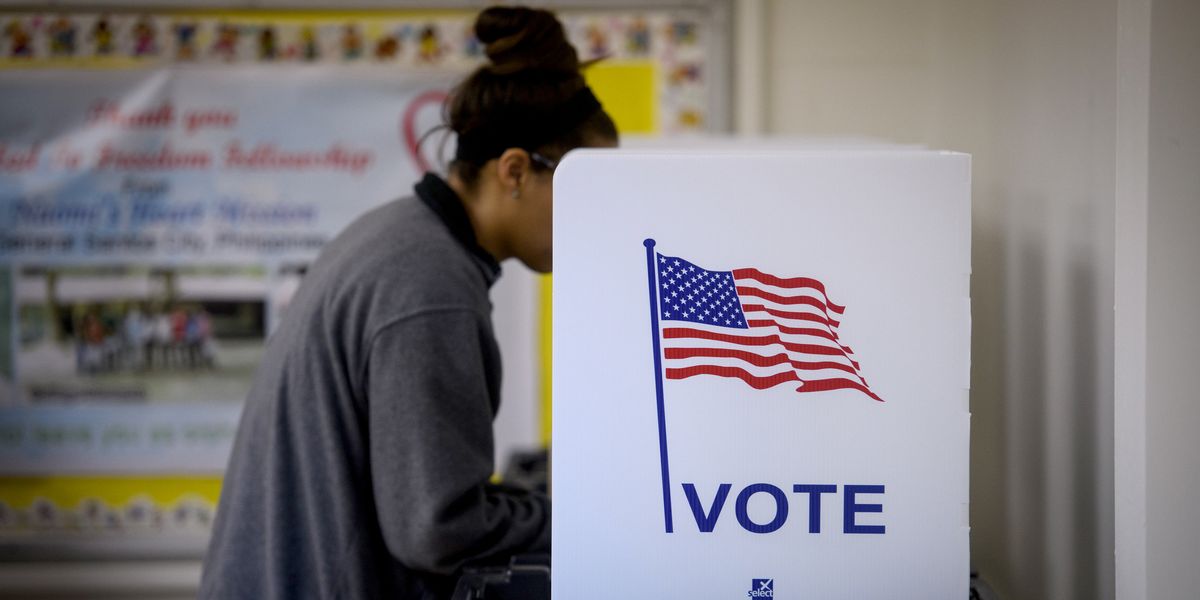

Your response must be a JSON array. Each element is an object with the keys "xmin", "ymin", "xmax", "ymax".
[{"xmin": 552, "ymin": 150, "xmax": 971, "ymax": 599}]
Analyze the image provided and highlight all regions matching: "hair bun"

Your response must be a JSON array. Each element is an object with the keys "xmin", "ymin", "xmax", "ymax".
[{"xmin": 474, "ymin": 6, "xmax": 579, "ymax": 75}]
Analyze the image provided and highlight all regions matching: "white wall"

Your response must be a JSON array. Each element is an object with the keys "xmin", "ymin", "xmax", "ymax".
[
  {"xmin": 757, "ymin": 1, "xmax": 1117, "ymax": 598},
  {"xmin": 987, "ymin": 3, "xmax": 1117, "ymax": 599},
  {"xmin": 1143, "ymin": 0, "xmax": 1200, "ymax": 597}
]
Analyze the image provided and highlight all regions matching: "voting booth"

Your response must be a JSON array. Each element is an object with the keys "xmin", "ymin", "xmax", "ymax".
[{"xmin": 552, "ymin": 149, "xmax": 971, "ymax": 598}]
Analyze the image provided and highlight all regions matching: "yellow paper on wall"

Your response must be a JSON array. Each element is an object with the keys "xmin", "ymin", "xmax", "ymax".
[
  {"xmin": 584, "ymin": 61, "xmax": 658, "ymax": 135},
  {"xmin": 539, "ymin": 62, "xmax": 658, "ymax": 445},
  {"xmin": 0, "ymin": 476, "xmax": 222, "ymax": 508}
]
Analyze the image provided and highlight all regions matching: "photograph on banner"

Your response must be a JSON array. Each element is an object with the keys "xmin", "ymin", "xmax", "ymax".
[{"xmin": 14, "ymin": 264, "xmax": 266, "ymax": 405}]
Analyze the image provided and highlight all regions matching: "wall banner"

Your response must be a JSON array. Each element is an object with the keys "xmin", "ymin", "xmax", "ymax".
[
  {"xmin": 0, "ymin": 5, "xmax": 712, "ymax": 544},
  {"xmin": 0, "ymin": 66, "xmax": 455, "ymax": 476}
]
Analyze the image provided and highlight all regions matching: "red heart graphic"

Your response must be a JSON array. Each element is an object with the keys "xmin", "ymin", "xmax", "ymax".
[{"xmin": 401, "ymin": 89, "xmax": 450, "ymax": 174}]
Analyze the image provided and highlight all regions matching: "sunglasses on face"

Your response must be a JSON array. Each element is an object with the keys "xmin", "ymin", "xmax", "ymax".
[{"xmin": 530, "ymin": 152, "xmax": 559, "ymax": 172}]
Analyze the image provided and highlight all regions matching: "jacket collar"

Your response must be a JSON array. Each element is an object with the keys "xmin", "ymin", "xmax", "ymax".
[{"xmin": 414, "ymin": 172, "xmax": 501, "ymax": 284}]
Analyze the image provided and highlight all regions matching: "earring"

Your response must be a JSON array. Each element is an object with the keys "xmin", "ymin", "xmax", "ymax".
[{"xmin": 511, "ymin": 189, "xmax": 520, "ymax": 200}]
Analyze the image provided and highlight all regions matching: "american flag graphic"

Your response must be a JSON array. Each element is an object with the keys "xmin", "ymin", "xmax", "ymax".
[{"xmin": 653, "ymin": 252, "xmax": 883, "ymax": 402}]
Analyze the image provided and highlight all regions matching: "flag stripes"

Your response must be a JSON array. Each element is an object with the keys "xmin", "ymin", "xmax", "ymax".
[{"xmin": 654, "ymin": 252, "xmax": 882, "ymax": 402}]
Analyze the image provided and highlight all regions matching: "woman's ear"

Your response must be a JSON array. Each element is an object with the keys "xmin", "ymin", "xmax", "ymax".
[{"xmin": 495, "ymin": 148, "xmax": 533, "ymax": 196}]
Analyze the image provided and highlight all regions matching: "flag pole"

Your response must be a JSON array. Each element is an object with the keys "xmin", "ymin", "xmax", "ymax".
[{"xmin": 643, "ymin": 238, "xmax": 673, "ymax": 533}]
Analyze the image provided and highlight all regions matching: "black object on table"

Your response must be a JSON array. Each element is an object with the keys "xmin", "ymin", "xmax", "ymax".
[{"xmin": 451, "ymin": 554, "xmax": 550, "ymax": 600}]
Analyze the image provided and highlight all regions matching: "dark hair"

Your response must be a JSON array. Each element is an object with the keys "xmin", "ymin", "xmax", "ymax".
[{"xmin": 447, "ymin": 6, "xmax": 617, "ymax": 185}]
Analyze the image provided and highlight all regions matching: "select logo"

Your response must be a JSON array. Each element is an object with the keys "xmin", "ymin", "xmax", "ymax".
[{"xmin": 748, "ymin": 578, "xmax": 774, "ymax": 598}]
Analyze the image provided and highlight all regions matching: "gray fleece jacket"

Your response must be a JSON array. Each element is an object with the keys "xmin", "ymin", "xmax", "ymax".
[{"xmin": 199, "ymin": 174, "xmax": 550, "ymax": 599}]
